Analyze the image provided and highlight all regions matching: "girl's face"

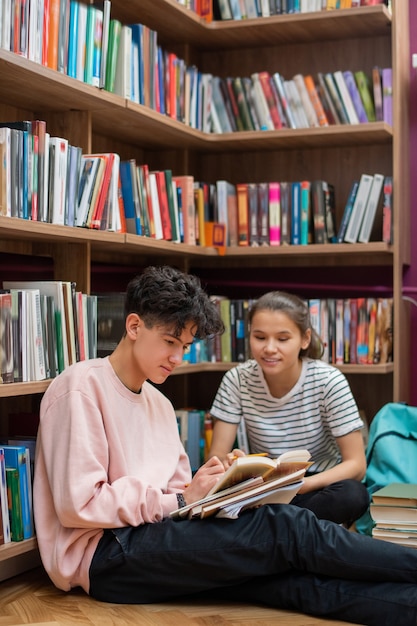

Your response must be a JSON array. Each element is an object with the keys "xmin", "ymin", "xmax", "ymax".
[{"xmin": 249, "ymin": 309, "xmax": 311, "ymax": 378}]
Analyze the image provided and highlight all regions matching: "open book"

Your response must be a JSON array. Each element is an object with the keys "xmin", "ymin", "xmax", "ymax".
[{"xmin": 170, "ymin": 449, "xmax": 312, "ymax": 520}]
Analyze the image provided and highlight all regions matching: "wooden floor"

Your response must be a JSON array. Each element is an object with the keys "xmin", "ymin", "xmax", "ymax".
[{"xmin": 0, "ymin": 566, "xmax": 354, "ymax": 626}]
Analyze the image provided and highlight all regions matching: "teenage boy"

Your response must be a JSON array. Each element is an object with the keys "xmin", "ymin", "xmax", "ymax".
[{"xmin": 34, "ymin": 265, "xmax": 417, "ymax": 626}]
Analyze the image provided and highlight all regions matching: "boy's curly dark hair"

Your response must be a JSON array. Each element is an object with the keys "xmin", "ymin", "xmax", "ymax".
[{"xmin": 124, "ymin": 266, "xmax": 224, "ymax": 340}]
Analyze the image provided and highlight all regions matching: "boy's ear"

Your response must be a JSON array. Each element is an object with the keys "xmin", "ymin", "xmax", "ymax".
[{"xmin": 125, "ymin": 312, "xmax": 141, "ymax": 339}]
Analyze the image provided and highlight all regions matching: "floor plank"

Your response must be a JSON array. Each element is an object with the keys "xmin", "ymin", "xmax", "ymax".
[{"xmin": 0, "ymin": 567, "xmax": 353, "ymax": 625}]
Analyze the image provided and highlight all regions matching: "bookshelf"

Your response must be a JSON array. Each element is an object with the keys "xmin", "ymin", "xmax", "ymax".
[{"xmin": 0, "ymin": 1, "xmax": 410, "ymax": 580}]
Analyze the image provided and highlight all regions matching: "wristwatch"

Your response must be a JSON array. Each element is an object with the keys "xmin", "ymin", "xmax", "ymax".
[{"xmin": 176, "ymin": 493, "xmax": 186, "ymax": 508}]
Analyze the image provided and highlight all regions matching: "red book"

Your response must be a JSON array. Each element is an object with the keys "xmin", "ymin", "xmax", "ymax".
[
  {"xmin": 90, "ymin": 153, "xmax": 115, "ymax": 229},
  {"xmin": 196, "ymin": 0, "xmax": 213, "ymax": 22},
  {"xmin": 258, "ymin": 71, "xmax": 282, "ymax": 130},
  {"xmin": 154, "ymin": 171, "xmax": 172, "ymax": 241},
  {"xmin": 172, "ymin": 175, "xmax": 196, "ymax": 245}
]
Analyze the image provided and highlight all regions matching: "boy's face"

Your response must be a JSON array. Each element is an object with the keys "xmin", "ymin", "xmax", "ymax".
[{"xmin": 131, "ymin": 317, "xmax": 196, "ymax": 385}]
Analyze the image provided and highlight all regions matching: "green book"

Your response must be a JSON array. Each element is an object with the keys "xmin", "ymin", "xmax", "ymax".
[
  {"xmin": 372, "ymin": 483, "xmax": 417, "ymax": 507},
  {"xmin": 354, "ymin": 71, "xmax": 376, "ymax": 123},
  {"xmin": 6, "ymin": 467, "xmax": 23, "ymax": 542},
  {"xmin": 105, "ymin": 19, "xmax": 122, "ymax": 93}
]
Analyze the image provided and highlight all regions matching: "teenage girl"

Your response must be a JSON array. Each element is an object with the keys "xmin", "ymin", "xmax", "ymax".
[{"xmin": 208, "ymin": 290, "xmax": 369, "ymax": 526}]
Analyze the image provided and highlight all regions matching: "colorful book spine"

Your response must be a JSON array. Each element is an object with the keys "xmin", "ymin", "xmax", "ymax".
[
  {"xmin": 382, "ymin": 67, "xmax": 393, "ymax": 126},
  {"xmin": 291, "ymin": 181, "xmax": 301, "ymax": 244},
  {"xmin": 268, "ymin": 182, "xmax": 281, "ymax": 246},
  {"xmin": 382, "ymin": 175, "xmax": 393, "ymax": 244},
  {"xmin": 336, "ymin": 180, "xmax": 359, "ymax": 243},
  {"xmin": 300, "ymin": 180, "xmax": 311, "ymax": 245}
]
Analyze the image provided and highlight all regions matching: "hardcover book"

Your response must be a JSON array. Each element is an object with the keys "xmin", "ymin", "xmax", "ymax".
[
  {"xmin": 358, "ymin": 173, "xmax": 385, "ymax": 243},
  {"xmin": 343, "ymin": 174, "xmax": 374, "ymax": 243},
  {"xmin": 382, "ymin": 67, "xmax": 393, "ymax": 126},
  {"xmin": 170, "ymin": 450, "xmax": 312, "ymax": 520}
]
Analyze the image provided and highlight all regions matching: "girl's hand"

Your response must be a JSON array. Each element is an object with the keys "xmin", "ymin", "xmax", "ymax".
[{"xmin": 224, "ymin": 448, "xmax": 245, "ymax": 469}]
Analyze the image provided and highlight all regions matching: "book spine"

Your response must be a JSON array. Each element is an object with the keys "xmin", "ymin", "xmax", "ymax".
[
  {"xmin": 236, "ymin": 183, "xmax": 249, "ymax": 246},
  {"xmin": 304, "ymin": 75, "xmax": 328, "ymax": 126},
  {"xmin": 6, "ymin": 467, "xmax": 23, "ymax": 542},
  {"xmin": 344, "ymin": 174, "xmax": 374, "ymax": 243},
  {"xmin": 300, "ymin": 180, "xmax": 311, "ymax": 245},
  {"xmin": 268, "ymin": 182, "xmax": 281, "ymax": 246},
  {"xmin": 382, "ymin": 67, "xmax": 393, "ymax": 126},
  {"xmin": 372, "ymin": 67, "xmax": 384, "ymax": 122},
  {"xmin": 336, "ymin": 180, "xmax": 359, "ymax": 243},
  {"xmin": 257, "ymin": 182, "xmax": 270, "ymax": 245},
  {"xmin": 342, "ymin": 70, "xmax": 368, "ymax": 123},
  {"xmin": 291, "ymin": 181, "xmax": 301, "ymax": 244},
  {"xmin": 382, "ymin": 175, "xmax": 393, "ymax": 244}
]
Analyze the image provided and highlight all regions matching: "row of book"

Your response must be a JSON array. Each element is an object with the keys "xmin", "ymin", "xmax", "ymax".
[
  {"xmin": 95, "ymin": 292, "xmax": 393, "ymax": 367},
  {"xmin": 369, "ymin": 483, "xmax": 417, "ymax": 549},
  {"xmin": 0, "ymin": 2, "xmax": 392, "ymax": 133},
  {"xmin": 212, "ymin": 67, "xmax": 391, "ymax": 134},
  {"xmin": 0, "ymin": 121, "xmax": 393, "ymax": 247},
  {"xmin": 176, "ymin": 409, "xmax": 213, "ymax": 473},
  {"xmin": 0, "ymin": 442, "xmax": 35, "ymax": 544},
  {"xmin": 0, "ymin": 281, "xmax": 97, "ymax": 384},
  {"xmin": 213, "ymin": 0, "xmax": 387, "ymax": 21}
]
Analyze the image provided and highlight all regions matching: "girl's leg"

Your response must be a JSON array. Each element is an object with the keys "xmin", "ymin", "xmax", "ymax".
[{"xmin": 292, "ymin": 479, "xmax": 370, "ymax": 525}]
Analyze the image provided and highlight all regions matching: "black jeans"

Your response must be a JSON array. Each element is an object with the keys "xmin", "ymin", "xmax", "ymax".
[
  {"xmin": 89, "ymin": 504, "xmax": 417, "ymax": 625},
  {"xmin": 292, "ymin": 478, "xmax": 370, "ymax": 525}
]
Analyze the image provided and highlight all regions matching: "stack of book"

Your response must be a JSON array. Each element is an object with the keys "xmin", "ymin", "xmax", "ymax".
[
  {"xmin": 170, "ymin": 449, "xmax": 312, "ymax": 520},
  {"xmin": 370, "ymin": 483, "xmax": 417, "ymax": 548}
]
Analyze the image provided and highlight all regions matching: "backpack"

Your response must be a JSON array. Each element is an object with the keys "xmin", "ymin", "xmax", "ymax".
[{"xmin": 355, "ymin": 402, "xmax": 417, "ymax": 535}]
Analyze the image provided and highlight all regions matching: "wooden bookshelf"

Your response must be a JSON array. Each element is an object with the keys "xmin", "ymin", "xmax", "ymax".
[{"xmin": 0, "ymin": 1, "xmax": 410, "ymax": 579}]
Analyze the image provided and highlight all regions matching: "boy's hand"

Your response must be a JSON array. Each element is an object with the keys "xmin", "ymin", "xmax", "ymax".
[{"xmin": 183, "ymin": 456, "xmax": 225, "ymax": 504}]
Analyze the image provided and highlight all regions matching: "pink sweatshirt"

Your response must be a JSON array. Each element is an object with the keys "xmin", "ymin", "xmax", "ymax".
[{"xmin": 33, "ymin": 357, "xmax": 191, "ymax": 593}]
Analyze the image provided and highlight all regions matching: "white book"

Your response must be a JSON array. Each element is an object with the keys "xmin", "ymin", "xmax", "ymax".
[
  {"xmin": 76, "ymin": 156, "xmax": 101, "ymax": 227},
  {"xmin": 251, "ymin": 73, "xmax": 274, "ymax": 131},
  {"xmin": 201, "ymin": 73, "xmax": 213, "ymax": 134},
  {"xmin": 293, "ymin": 74, "xmax": 319, "ymax": 128},
  {"xmin": 4, "ymin": 281, "xmax": 69, "ymax": 371},
  {"xmin": 0, "ymin": 127, "xmax": 11, "ymax": 217},
  {"xmin": 48, "ymin": 137, "xmax": 68, "ymax": 225},
  {"xmin": 99, "ymin": 0, "xmax": 111, "ymax": 89},
  {"xmin": 344, "ymin": 174, "xmax": 374, "ymax": 243},
  {"xmin": 244, "ymin": 0, "xmax": 259, "ymax": 18},
  {"xmin": 148, "ymin": 172, "xmax": 164, "ymax": 240},
  {"xmin": 171, "ymin": 180, "xmax": 181, "ymax": 243},
  {"xmin": 284, "ymin": 80, "xmax": 309, "ymax": 128},
  {"xmin": 76, "ymin": 3, "xmax": 88, "ymax": 82},
  {"xmin": 6, "ymin": 288, "xmax": 46, "ymax": 381},
  {"xmin": 333, "ymin": 71, "xmax": 360, "ymax": 125},
  {"xmin": 358, "ymin": 173, "xmax": 385, "ymax": 243},
  {"xmin": 130, "ymin": 34, "xmax": 140, "ymax": 104},
  {"xmin": 114, "ymin": 25, "xmax": 132, "ymax": 100},
  {"xmin": 1, "ymin": 0, "xmax": 11, "ymax": 51},
  {"xmin": 272, "ymin": 72, "xmax": 297, "ymax": 129},
  {"xmin": 216, "ymin": 180, "xmax": 230, "ymax": 243},
  {"xmin": 107, "ymin": 153, "xmax": 121, "ymax": 232},
  {"xmin": 28, "ymin": 0, "xmax": 43, "ymax": 63}
]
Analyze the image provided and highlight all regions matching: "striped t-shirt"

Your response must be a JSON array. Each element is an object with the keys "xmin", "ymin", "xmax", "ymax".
[{"xmin": 210, "ymin": 358, "xmax": 364, "ymax": 473}]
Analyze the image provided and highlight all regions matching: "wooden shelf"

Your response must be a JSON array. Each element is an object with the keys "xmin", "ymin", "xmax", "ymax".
[
  {"xmin": 0, "ymin": 538, "xmax": 38, "ymax": 562},
  {"xmin": 111, "ymin": 2, "xmax": 392, "ymax": 49}
]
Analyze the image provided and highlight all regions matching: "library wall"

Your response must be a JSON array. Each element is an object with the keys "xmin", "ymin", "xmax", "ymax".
[{"xmin": 406, "ymin": 3, "xmax": 417, "ymax": 406}]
